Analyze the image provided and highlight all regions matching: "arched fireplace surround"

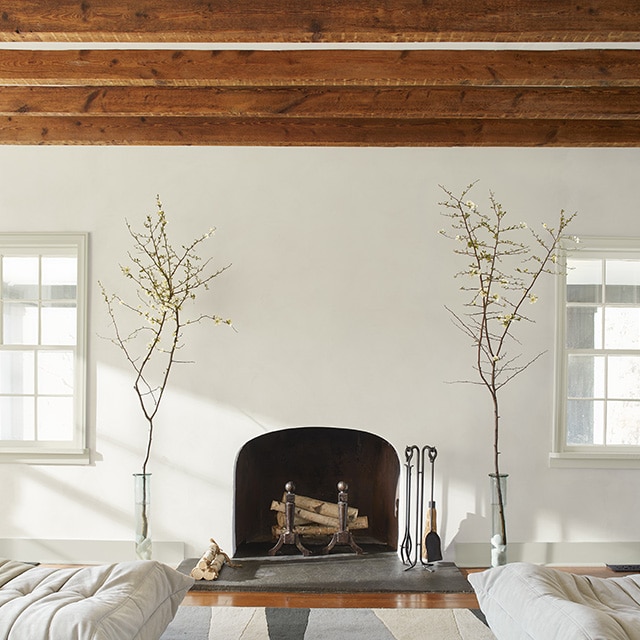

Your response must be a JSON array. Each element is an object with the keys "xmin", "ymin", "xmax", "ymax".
[{"xmin": 234, "ymin": 426, "xmax": 400, "ymax": 555}]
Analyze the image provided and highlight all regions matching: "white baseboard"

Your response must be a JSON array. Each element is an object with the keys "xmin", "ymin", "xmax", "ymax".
[
  {"xmin": 0, "ymin": 539, "xmax": 185, "ymax": 566},
  {"xmin": 455, "ymin": 541, "xmax": 640, "ymax": 568}
]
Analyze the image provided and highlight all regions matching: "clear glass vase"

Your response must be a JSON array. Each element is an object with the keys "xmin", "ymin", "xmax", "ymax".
[
  {"xmin": 489, "ymin": 473, "xmax": 508, "ymax": 567},
  {"xmin": 134, "ymin": 473, "xmax": 152, "ymax": 560}
]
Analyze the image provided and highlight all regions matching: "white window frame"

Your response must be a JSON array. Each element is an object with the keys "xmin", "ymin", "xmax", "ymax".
[
  {"xmin": 552, "ymin": 236, "xmax": 640, "ymax": 469},
  {"xmin": 0, "ymin": 233, "xmax": 89, "ymax": 464}
]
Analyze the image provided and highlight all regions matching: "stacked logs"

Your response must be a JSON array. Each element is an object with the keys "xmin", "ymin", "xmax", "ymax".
[
  {"xmin": 270, "ymin": 492, "xmax": 368, "ymax": 537},
  {"xmin": 190, "ymin": 538, "xmax": 239, "ymax": 581}
]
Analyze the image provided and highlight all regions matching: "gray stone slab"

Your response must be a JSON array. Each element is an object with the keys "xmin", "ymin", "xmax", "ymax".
[{"xmin": 177, "ymin": 552, "xmax": 473, "ymax": 593}]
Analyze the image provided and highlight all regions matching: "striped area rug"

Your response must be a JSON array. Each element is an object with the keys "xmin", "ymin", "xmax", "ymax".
[{"xmin": 160, "ymin": 606, "xmax": 497, "ymax": 639}]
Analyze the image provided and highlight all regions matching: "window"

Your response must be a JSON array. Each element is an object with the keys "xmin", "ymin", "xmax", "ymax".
[
  {"xmin": 553, "ymin": 237, "xmax": 640, "ymax": 468},
  {"xmin": 0, "ymin": 234, "xmax": 88, "ymax": 463}
]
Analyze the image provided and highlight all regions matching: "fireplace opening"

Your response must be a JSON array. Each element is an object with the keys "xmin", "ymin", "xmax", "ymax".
[{"xmin": 234, "ymin": 426, "xmax": 400, "ymax": 556}]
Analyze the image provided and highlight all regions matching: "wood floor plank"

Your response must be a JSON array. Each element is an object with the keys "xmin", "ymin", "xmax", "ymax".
[
  {"xmin": 180, "ymin": 565, "xmax": 635, "ymax": 608},
  {"xmin": 181, "ymin": 589, "xmax": 480, "ymax": 608}
]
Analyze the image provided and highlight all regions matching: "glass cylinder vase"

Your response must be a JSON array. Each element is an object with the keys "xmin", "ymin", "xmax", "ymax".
[
  {"xmin": 134, "ymin": 473, "xmax": 152, "ymax": 560},
  {"xmin": 489, "ymin": 473, "xmax": 508, "ymax": 567}
]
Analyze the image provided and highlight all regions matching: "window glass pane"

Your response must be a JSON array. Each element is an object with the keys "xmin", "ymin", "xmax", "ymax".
[
  {"xmin": 567, "ymin": 259, "xmax": 602, "ymax": 303},
  {"xmin": 38, "ymin": 351, "xmax": 74, "ymax": 395},
  {"xmin": 3, "ymin": 302, "xmax": 38, "ymax": 345},
  {"xmin": 0, "ymin": 351, "xmax": 34, "ymax": 393},
  {"xmin": 608, "ymin": 356, "xmax": 640, "ymax": 399},
  {"xmin": 567, "ymin": 307, "xmax": 602, "ymax": 349},
  {"xmin": 567, "ymin": 355, "xmax": 605, "ymax": 398},
  {"xmin": 1, "ymin": 257, "xmax": 38, "ymax": 300},
  {"xmin": 0, "ymin": 233, "xmax": 86, "ymax": 458},
  {"xmin": 0, "ymin": 397, "xmax": 35, "ymax": 440},
  {"xmin": 605, "ymin": 260, "xmax": 640, "ymax": 304},
  {"xmin": 41, "ymin": 302, "xmax": 76, "ymax": 345},
  {"xmin": 42, "ymin": 257, "xmax": 77, "ymax": 300},
  {"xmin": 604, "ymin": 308, "xmax": 640, "ymax": 349},
  {"xmin": 567, "ymin": 399, "xmax": 604, "ymax": 445},
  {"xmin": 37, "ymin": 397, "xmax": 73, "ymax": 441},
  {"xmin": 607, "ymin": 401, "xmax": 640, "ymax": 445}
]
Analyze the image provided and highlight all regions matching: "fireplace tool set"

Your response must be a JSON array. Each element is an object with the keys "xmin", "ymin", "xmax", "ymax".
[{"xmin": 400, "ymin": 444, "xmax": 443, "ymax": 569}]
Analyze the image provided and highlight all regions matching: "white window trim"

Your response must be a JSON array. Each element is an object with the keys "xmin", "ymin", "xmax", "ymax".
[
  {"xmin": 551, "ymin": 235, "xmax": 640, "ymax": 469},
  {"xmin": 0, "ymin": 233, "xmax": 89, "ymax": 464}
]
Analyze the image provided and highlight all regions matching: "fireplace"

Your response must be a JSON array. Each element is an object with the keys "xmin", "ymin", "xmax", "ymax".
[{"xmin": 234, "ymin": 426, "xmax": 400, "ymax": 555}]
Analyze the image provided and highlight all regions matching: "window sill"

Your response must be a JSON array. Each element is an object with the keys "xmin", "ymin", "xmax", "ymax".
[
  {"xmin": 0, "ymin": 449, "xmax": 91, "ymax": 465},
  {"xmin": 549, "ymin": 452, "xmax": 640, "ymax": 469}
]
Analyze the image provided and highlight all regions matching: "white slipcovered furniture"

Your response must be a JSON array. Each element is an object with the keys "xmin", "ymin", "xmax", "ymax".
[
  {"xmin": 0, "ymin": 557, "xmax": 194, "ymax": 640},
  {"xmin": 469, "ymin": 562, "xmax": 640, "ymax": 640}
]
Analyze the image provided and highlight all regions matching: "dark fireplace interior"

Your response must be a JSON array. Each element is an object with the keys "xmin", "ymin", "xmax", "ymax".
[{"xmin": 234, "ymin": 426, "xmax": 400, "ymax": 556}]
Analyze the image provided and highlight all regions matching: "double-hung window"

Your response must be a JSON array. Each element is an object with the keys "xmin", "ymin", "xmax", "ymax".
[
  {"xmin": 0, "ymin": 234, "xmax": 88, "ymax": 463},
  {"xmin": 553, "ymin": 237, "xmax": 640, "ymax": 468}
]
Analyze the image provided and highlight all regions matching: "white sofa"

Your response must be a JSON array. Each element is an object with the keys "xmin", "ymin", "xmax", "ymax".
[
  {"xmin": 0, "ymin": 557, "xmax": 194, "ymax": 640},
  {"xmin": 469, "ymin": 562, "xmax": 640, "ymax": 640}
]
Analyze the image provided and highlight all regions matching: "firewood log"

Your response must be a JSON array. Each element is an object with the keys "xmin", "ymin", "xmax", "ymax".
[
  {"xmin": 209, "ymin": 553, "xmax": 225, "ymax": 575},
  {"xmin": 197, "ymin": 547, "xmax": 217, "ymax": 570},
  {"xmin": 190, "ymin": 566, "xmax": 206, "ymax": 580},
  {"xmin": 270, "ymin": 500, "xmax": 339, "ymax": 528},
  {"xmin": 271, "ymin": 515, "xmax": 369, "ymax": 537},
  {"xmin": 284, "ymin": 492, "xmax": 358, "ymax": 520},
  {"xmin": 202, "ymin": 566, "xmax": 218, "ymax": 580},
  {"xmin": 276, "ymin": 509, "xmax": 313, "ymax": 527}
]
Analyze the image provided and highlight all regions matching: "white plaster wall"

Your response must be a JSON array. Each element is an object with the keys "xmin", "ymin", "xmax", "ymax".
[{"xmin": 0, "ymin": 146, "xmax": 638, "ymax": 564}]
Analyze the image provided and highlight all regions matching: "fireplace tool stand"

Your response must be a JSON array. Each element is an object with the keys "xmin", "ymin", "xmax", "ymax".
[
  {"xmin": 268, "ymin": 481, "xmax": 311, "ymax": 557},
  {"xmin": 400, "ymin": 444, "xmax": 439, "ymax": 570},
  {"xmin": 323, "ymin": 481, "xmax": 364, "ymax": 555}
]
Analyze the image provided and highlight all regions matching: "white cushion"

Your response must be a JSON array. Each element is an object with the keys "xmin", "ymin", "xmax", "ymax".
[
  {"xmin": 469, "ymin": 562, "xmax": 640, "ymax": 640},
  {"xmin": 0, "ymin": 558, "xmax": 194, "ymax": 640}
]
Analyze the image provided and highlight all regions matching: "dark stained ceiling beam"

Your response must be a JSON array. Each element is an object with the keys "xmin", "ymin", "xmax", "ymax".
[
  {"xmin": 1, "ymin": 49, "xmax": 639, "ymax": 145},
  {"xmin": 0, "ymin": 0, "xmax": 639, "ymax": 43}
]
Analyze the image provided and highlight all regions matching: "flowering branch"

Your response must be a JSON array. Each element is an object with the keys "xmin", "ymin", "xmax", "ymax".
[
  {"xmin": 100, "ymin": 198, "xmax": 233, "ymax": 478},
  {"xmin": 439, "ymin": 182, "xmax": 576, "ymax": 549}
]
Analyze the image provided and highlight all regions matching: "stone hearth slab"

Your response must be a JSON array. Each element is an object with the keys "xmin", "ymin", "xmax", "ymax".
[{"xmin": 177, "ymin": 552, "xmax": 473, "ymax": 593}]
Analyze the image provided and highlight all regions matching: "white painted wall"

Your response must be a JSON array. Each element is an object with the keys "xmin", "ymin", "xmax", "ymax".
[{"xmin": 0, "ymin": 145, "xmax": 638, "ymax": 566}]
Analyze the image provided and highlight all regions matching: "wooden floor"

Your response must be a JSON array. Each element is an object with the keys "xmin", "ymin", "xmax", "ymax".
[{"xmin": 182, "ymin": 566, "xmax": 628, "ymax": 609}]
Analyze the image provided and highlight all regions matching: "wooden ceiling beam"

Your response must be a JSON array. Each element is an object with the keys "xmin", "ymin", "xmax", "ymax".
[
  {"xmin": 1, "ymin": 49, "xmax": 639, "ymax": 88},
  {"xmin": 1, "ymin": 85, "xmax": 639, "ymax": 121},
  {"xmin": 1, "ymin": 48, "xmax": 639, "ymax": 145},
  {"xmin": 1, "ymin": 0, "xmax": 639, "ymax": 42},
  {"xmin": 2, "ymin": 116, "xmax": 640, "ymax": 146}
]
